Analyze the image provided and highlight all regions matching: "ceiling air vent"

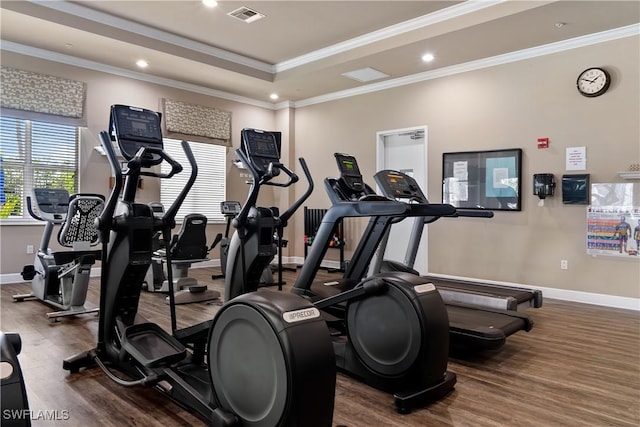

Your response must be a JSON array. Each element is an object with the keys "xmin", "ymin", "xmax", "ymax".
[{"xmin": 227, "ymin": 6, "xmax": 265, "ymax": 23}]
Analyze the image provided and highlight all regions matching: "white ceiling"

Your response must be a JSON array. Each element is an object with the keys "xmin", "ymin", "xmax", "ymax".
[{"xmin": 1, "ymin": 1, "xmax": 639, "ymax": 107}]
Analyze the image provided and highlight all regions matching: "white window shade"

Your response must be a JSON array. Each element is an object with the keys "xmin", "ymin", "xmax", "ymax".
[{"xmin": 160, "ymin": 139, "xmax": 226, "ymax": 222}]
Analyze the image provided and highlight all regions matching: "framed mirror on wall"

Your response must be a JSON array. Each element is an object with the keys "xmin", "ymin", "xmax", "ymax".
[{"xmin": 442, "ymin": 148, "xmax": 522, "ymax": 211}]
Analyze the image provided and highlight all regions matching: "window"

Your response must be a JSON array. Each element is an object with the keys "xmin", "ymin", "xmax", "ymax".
[
  {"xmin": 160, "ymin": 139, "xmax": 226, "ymax": 222},
  {"xmin": 0, "ymin": 117, "xmax": 78, "ymax": 219}
]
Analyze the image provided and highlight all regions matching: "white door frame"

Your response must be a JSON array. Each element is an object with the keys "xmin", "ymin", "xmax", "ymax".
[{"xmin": 376, "ymin": 125, "xmax": 429, "ymax": 273}]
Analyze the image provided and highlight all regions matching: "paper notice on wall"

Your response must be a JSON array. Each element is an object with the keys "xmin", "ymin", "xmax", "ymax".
[
  {"xmin": 453, "ymin": 161, "xmax": 468, "ymax": 181},
  {"xmin": 566, "ymin": 146, "xmax": 586, "ymax": 170}
]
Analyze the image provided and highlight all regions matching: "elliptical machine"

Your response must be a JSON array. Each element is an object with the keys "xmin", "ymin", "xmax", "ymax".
[
  {"xmin": 63, "ymin": 105, "xmax": 336, "ymax": 427},
  {"xmin": 224, "ymin": 129, "xmax": 312, "ymax": 300},
  {"xmin": 226, "ymin": 139, "xmax": 457, "ymax": 413},
  {"xmin": 292, "ymin": 153, "xmax": 458, "ymax": 413},
  {"xmin": 15, "ymin": 189, "xmax": 103, "ymax": 320}
]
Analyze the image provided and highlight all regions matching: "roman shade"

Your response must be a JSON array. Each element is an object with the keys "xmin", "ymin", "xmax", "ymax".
[
  {"xmin": 161, "ymin": 98, "xmax": 231, "ymax": 146},
  {"xmin": 0, "ymin": 67, "xmax": 86, "ymax": 126}
]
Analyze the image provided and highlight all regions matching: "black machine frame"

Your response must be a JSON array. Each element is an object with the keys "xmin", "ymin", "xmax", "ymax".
[{"xmin": 63, "ymin": 107, "xmax": 336, "ymax": 427}]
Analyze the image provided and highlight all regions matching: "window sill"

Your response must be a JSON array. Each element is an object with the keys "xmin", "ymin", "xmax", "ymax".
[{"xmin": 0, "ymin": 219, "xmax": 43, "ymax": 226}]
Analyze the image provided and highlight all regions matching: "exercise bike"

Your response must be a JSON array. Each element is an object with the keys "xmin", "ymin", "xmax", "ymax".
[
  {"xmin": 226, "ymin": 133, "xmax": 457, "ymax": 414},
  {"xmin": 15, "ymin": 189, "xmax": 103, "ymax": 320},
  {"xmin": 63, "ymin": 105, "xmax": 336, "ymax": 427}
]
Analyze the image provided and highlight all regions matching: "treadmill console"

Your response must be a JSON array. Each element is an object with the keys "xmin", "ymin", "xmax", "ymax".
[
  {"xmin": 335, "ymin": 153, "xmax": 365, "ymax": 193},
  {"xmin": 220, "ymin": 201, "xmax": 242, "ymax": 216},
  {"xmin": 109, "ymin": 104, "xmax": 164, "ymax": 166},
  {"xmin": 241, "ymin": 129, "xmax": 280, "ymax": 176},
  {"xmin": 374, "ymin": 170, "xmax": 428, "ymax": 203},
  {"xmin": 33, "ymin": 188, "xmax": 70, "ymax": 221}
]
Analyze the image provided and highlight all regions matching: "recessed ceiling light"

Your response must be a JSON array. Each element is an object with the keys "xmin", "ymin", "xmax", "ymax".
[
  {"xmin": 270, "ymin": 93, "xmax": 279, "ymax": 100},
  {"xmin": 136, "ymin": 59, "xmax": 149, "ymax": 68},
  {"xmin": 202, "ymin": 0, "xmax": 218, "ymax": 8},
  {"xmin": 422, "ymin": 53, "xmax": 435, "ymax": 62}
]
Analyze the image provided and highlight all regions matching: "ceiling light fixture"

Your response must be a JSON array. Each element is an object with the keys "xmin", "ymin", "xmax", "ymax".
[
  {"xmin": 136, "ymin": 59, "xmax": 149, "ymax": 68},
  {"xmin": 422, "ymin": 53, "xmax": 435, "ymax": 62},
  {"xmin": 270, "ymin": 93, "xmax": 279, "ymax": 100},
  {"xmin": 202, "ymin": 0, "xmax": 218, "ymax": 8}
]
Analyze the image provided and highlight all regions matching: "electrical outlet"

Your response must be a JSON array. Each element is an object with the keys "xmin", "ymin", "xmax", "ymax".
[
  {"xmin": 560, "ymin": 259, "xmax": 568, "ymax": 270},
  {"xmin": 26, "ymin": 245, "xmax": 34, "ymax": 254}
]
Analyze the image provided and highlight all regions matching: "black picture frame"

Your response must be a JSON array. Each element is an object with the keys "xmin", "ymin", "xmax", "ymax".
[{"xmin": 442, "ymin": 148, "xmax": 522, "ymax": 211}]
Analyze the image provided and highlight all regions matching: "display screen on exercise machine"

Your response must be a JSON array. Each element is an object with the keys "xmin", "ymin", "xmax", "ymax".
[
  {"xmin": 110, "ymin": 105, "xmax": 163, "ymax": 164},
  {"xmin": 241, "ymin": 129, "xmax": 281, "ymax": 175},
  {"xmin": 334, "ymin": 153, "xmax": 364, "ymax": 192}
]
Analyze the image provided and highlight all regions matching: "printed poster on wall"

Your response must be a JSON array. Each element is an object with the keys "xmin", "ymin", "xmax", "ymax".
[
  {"xmin": 587, "ymin": 207, "xmax": 640, "ymax": 257},
  {"xmin": 587, "ymin": 182, "xmax": 640, "ymax": 258}
]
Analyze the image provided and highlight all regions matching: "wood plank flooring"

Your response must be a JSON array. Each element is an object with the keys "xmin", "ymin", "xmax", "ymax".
[{"xmin": 1, "ymin": 267, "xmax": 639, "ymax": 427}]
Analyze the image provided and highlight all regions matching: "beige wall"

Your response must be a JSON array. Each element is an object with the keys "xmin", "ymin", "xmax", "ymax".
[
  {"xmin": 0, "ymin": 51, "xmax": 278, "ymax": 275},
  {"xmin": 293, "ymin": 36, "xmax": 640, "ymax": 299},
  {"xmin": 2, "ymin": 36, "xmax": 639, "ymax": 302}
]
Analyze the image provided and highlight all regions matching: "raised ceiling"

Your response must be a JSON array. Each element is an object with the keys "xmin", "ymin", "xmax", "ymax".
[{"xmin": 1, "ymin": 1, "xmax": 639, "ymax": 106}]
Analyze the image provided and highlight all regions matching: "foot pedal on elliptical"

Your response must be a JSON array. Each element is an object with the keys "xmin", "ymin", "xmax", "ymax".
[{"xmin": 121, "ymin": 323, "xmax": 186, "ymax": 368}]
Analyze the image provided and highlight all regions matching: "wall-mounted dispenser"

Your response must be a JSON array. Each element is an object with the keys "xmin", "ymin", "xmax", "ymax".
[{"xmin": 533, "ymin": 173, "xmax": 555, "ymax": 199}]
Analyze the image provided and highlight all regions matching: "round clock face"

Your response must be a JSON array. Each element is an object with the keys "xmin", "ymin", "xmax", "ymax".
[{"xmin": 576, "ymin": 67, "xmax": 611, "ymax": 97}]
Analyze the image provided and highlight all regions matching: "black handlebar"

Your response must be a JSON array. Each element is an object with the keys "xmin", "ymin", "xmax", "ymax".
[
  {"xmin": 233, "ymin": 148, "xmax": 312, "ymax": 230},
  {"xmin": 162, "ymin": 141, "xmax": 197, "ymax": 230},
  {"xmin": 279, "ymin": 158, "xmax": 314, "ymax": 226},
  {"xmin": 98, "ymin": 132, "xmax": 195, "ymax": 241},
  {"xmin": 453, "ymin": 209, "xmax": 494, "ymax": 218},
  {"xmin": 97, "ymin": 131, "xmax": 122, "ymax": 239}
]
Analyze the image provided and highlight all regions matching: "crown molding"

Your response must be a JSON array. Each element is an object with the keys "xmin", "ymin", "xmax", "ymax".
[
  {"xmin": 275, "ymin": 0, "xmax": 506, "ymax": 72},
  {"xmin": 294, "ymin": 23, "xmax": 640, "ymax": 108},
  {"xmin": 3, "ymin": 24, "xmax": 638, "ymax": 111},
  {"xmin": 30, "ymin": 0, "xmax": 275, "ymax": 73},
  {"xmin": 0, "ymin": 41, "xmax": 276, "ymax": 110}
]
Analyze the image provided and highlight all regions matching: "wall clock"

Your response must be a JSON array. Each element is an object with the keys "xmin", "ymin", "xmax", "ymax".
[{"xmin": 576, "ymin": 67, "xmax": 611, "ymax": 97}]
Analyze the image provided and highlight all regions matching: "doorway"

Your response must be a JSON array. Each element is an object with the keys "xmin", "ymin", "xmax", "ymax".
[{"xmin": 376, "ymin": 126, "xmax": 428, "ymax": 274}]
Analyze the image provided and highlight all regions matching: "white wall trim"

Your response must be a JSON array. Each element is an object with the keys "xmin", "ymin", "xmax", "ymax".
[
  {"xmin": 0, "ymin": 41, "xmax": 276, "ymax": 110},
  {"xmin": 293, "ymin": 24, "xmax": 640, "ymax": 108},
  {"xmin": 275, "ymin": 0, "xmax": 505, "ymax": 72},
  {"xmin": 32, "ymin": 0, "xmax": 274, "ymax": 73},
  {"xmin": 3, "ymin": 261, "xmax": 637, "ymax": 311},
  {"xmin": 3, "ymin": 24, "xmax": 638, "ymax": 111}
]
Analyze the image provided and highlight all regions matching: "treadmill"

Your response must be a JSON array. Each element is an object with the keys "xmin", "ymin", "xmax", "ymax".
[
  {"xmin": 372, "ymin": 169, "xmax": 543, "ymax": 312},
  {"xmin": 299, "ymin": 154, "xmax": 533, "ymax": 353}
]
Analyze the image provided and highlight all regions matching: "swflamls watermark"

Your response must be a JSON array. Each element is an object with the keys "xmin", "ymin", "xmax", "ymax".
[{"xmin": 2, "ymin": 409, "xmax": 70, "ymax": 421}]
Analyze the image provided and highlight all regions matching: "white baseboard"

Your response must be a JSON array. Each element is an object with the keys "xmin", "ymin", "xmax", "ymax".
[{"xmin": 3, "ymin": 260, "xmax": 637, "ymax": 311}]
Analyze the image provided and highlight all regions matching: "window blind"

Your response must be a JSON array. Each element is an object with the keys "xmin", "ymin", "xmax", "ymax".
[
  {"xmin": 0, "ymin": 117, "xmax": 78, "ymax": 219},
  {"xmin": 160, "ymin": 139, "xmax": 226, "ymax": 222}
]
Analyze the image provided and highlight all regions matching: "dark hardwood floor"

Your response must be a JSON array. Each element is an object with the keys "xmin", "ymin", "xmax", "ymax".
[{"xmin": 2, "ymin": 267, "xmax": 639, "ymax": 426}]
